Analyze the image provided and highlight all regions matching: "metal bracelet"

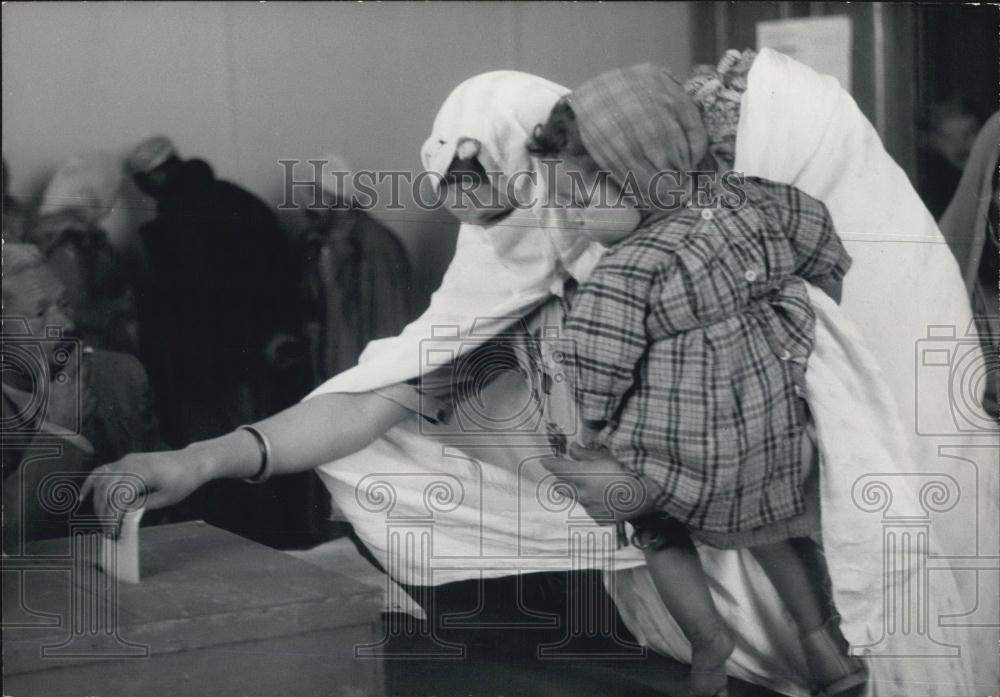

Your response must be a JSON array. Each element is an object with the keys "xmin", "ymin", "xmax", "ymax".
[{"xmin": 238, "ymin": 425, "xmax": 273, "ymax": 484}]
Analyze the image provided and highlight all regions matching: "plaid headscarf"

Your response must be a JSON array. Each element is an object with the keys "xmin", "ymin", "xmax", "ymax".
[{"xmin": 569, "ymin": 64, "xmax": 710, "ymax": 222}]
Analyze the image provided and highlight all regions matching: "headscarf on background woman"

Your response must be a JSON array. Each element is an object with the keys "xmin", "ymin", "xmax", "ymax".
[
  {"xmin": 304, "ymin": 71, "xmax": 645, "ymax": 587},
  {"xmin": 38, "ymin": 152, "xmax": 134, "ymax": 247}
]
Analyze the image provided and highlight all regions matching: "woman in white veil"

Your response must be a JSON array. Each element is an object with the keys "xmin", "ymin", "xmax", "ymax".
[{"xmin": 84, "ymin": 69, "xmax": 649, "ymax": 610}]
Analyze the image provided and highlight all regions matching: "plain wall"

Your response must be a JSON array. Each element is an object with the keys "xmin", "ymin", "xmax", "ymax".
[{"xmin": 2, "ymin": 1, "xmax": 692, "ymax": 298}]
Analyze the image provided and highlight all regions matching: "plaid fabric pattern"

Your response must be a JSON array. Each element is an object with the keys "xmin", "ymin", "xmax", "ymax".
[
  {"xmin": 571, "ymin": 64, "xmax": 709, "ymax": 226},
  {"xmin": 564, "ymin": 178, "xmax": 851, "ymax": 534}
]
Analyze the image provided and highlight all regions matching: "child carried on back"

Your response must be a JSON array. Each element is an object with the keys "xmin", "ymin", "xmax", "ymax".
[{"xmin": 529, "ymin": 64, "xmax": 867, "ymax": 697}]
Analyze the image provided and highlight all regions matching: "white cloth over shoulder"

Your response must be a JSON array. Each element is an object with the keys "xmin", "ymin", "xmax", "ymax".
[
  {"xmin": 306, "ymin": 71, "xmax": 643, "ymax": 586},
  {"xmin": 612, "ymin": 48, "xmax": 996, "ymax": 696}
]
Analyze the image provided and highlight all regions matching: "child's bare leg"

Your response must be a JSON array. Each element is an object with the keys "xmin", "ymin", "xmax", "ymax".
[
  {"xmin": 636, "ymin": 518, "xmax": 734, "ymax": 697},
  {"xmin": 749, "ymin": 538, "xmax": 866, "ymax": 695},
  {"xmin": 747, "ymin": 539, "xmax": 827, "ymax": 631}
]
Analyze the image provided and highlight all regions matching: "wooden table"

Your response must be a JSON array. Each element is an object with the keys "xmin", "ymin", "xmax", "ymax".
[
  {"xmin": 3, "ymin": 521, "xmax": 785, "ymax": 697},
  {"xmin": 2, "ymin": 521, "xmax": 384, "ymax": 696}
]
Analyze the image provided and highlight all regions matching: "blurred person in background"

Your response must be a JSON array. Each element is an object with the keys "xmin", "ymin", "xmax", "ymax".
[
  {"xmin": 37, "ymin": 150, "xmax": 150, "ymax": 270},
  {"xmin": 39, "ymin": 152, "xmax": 123, "ymax": 229},
  {"xmin": 285, "ymin": 153, "xmax": 416, "ymax": 547},
  {"xmin": 2, "ymin": 243, "xmax": 160, "ymax": 551},
  {"xmin": 126, "ymin": 136, "xmax": 314, "ymax": 545},
  {"xmin": 294, "ymin": 153, "xmax": 415, "ymax": 387},
  {"xmin": 127, "ymin": 135, "xmax": 305, "ymax": 449},
  {"xmin": 26, "ymin": 209, "xmax": 139, "ymax": 355},
  {"xmin": 940, "ymin": 112, "xmax": 1000, "ymax": 418},
  {"xmin": 918, "ymin": 96, "xmax": 985, "ymax": 219}
]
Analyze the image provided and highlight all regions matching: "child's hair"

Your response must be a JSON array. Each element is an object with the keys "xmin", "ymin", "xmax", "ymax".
[{"xmin": 527, "ymin": 98, "xmax": 600, "ymax": 171}]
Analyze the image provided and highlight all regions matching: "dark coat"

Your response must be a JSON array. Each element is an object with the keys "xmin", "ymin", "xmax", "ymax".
[{"xmin": 137, "ymin": 159, "xmax": 301, "ymax": 444}]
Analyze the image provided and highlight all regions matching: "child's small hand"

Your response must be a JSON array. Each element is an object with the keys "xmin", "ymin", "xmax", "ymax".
[
  {"xmin": 540, "ymin": 443, "xmax": 655, "ymax": 523},
  {"xmin": 577, "ymin": 419, "xmax": 605, "ymax": 449}
]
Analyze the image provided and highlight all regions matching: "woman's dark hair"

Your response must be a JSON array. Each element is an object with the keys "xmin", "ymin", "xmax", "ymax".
[{"xmin": 527, "ymin": 98, "xmax": 594, "ymax": 164}]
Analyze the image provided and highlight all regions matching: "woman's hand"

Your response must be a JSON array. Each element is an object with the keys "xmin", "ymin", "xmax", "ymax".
[
  {"xmin": 75, "ymin": 390, "xmax": 415, "ymax": 531},
  {"xmin": 80, "ymin": 449, "xmax": 211, "ymax": 523},
  {"xmin": 540, "ymin": 442, "xmax": 658, "ymax": 522}
]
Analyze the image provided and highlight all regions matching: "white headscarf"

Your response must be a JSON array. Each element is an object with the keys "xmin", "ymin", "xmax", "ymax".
[
  {"xmin": 38, "ymin": 151, "xmax": 136, "ymax": 251},
  {"xmin": 308, "ymin": 71, "xmax": 602, "ymax": 397},
  {"xmin": 420, "ymin": 71, "xmax": 565, "ymax": 203},
  {"xmin": 39, "ymin": 152, "xmax": 123, "ymax": 225}
]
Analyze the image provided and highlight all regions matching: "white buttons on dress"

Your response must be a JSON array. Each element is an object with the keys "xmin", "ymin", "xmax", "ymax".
[
  {"xmin": 744, "ymin": 269, "xmax": 759, "ymax": 282},
  {"xmin": 780, "ymin": 349, "xmax": 792, "ymax": 361},
  {"xmin": 701, "ymin": 209, "xmax": 714, "ymax": 221}
]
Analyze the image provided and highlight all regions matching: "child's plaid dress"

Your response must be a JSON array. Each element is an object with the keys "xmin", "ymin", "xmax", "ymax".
[{"xmin": 565, "ymin": 178, "xmax": 851, "ymax": 541}]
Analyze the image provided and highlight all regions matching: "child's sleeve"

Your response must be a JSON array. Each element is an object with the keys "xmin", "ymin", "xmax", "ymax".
[
  {"xmin": 783, "ymin": 186, "xmax": 852, "ymax": 298},
  {"xmin": 564, "ymin": 266, "xmax": 654, "ymax": 426},
  {"xmin": 755, "ymin": 180, "xmax": 852, "ymax": 300}
]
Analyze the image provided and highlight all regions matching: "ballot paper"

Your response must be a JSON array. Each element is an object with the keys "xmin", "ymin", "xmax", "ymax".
[{"xmin": 99, "ymin": 507, "xmax": 145, "ymax": 584}]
